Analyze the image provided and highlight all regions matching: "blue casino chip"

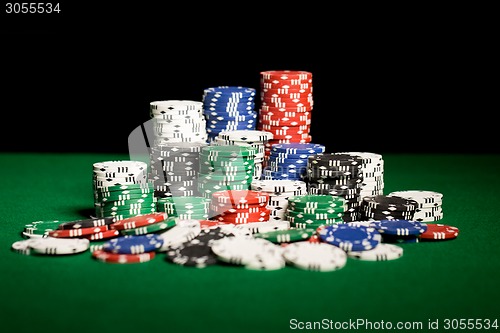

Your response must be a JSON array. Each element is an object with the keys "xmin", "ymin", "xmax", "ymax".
[
  {"xmin": 103, "ymin": 234, "xmax": 164, "ymax": 254},
  {"xmin": 369, "ymin": 219, "xmax": 427, "ymax": 236},
  {"xmin": 319, "ymin": 224, "xmax": 381, "ymax": 251},
  {"xmin": 271, "ymin": 143, "xmax": 326, "ymax": 154}
]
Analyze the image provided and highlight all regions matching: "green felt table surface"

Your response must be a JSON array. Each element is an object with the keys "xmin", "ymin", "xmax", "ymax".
[{"xmin": 1, "ymin": 153, "xmax": 499, "ymax": 333}]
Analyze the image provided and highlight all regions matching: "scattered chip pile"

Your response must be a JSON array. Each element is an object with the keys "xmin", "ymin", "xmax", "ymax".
[
  {"xmin": 305, "ymin": 153, "xmax": 363, "ymax": 222},
  {"xmin": 210, "ymin": 190, "xmax": 270, "ymax": 223},
  {"xmin": 150, "ymin": 100, "xmax": 207, "ymax": 145},
  {"xmin": 93, "ymin": 161, "xmax": 155, "ymax": 220},
  {"xmin": 213, "ymin": 130, "xmax": 273, "ymax": 179},
  {"xmin": 156, "ymin": 196, "xmax": 210, "ymax": 220},
  {"xmin": 250, "ymin": 179, "xmax": 307, "ymax": 221},
  {"xmin": 198, "ymin": 146, "xmax": 255, "ymax": 199},
  {"xmin": 14, "ymin": 213, "xmax": 459, "ymax": 270},
  {"xmin": 202, "ymin": 86, "xmax": 257, "ymax": 142},
  {"xmin": 258, "ymin": 70, "xmax": 313, "ymax": 160},
  {"xmin": 339, "ymin": 152, "xmax": 384, "ymax": 197},
  {"xmin": 286, "ymin": 195, "xmax": 346, "ymax": 229},
  {"xmin": 149, "ymin": 142, "xmax": 207, "ymax": 198},
  {"xmin": 262, "ymin": 143, "xmax": 325, "ymax": 181},
  {"xmin": 360, "ymin": 195, "xmax": 418, "ymax": 221},
  {"xmin": 388, "ymin": 190, "xmax": 444, "ymax": 222}
]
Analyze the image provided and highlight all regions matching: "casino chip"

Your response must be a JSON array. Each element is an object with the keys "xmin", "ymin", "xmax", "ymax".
[
  {"xmin": 150, "ymin": 100, "xmax": 208, "ymax": 144},
  {"xmin": 263, "ymin": 143, "xmax": 325, "ymax": 181},
  {"xmin": 93, "ymin": 160, "xmax": 155, "ymax": 220},
  {"xmin": 198, "ymin": 146, "xmax": 256, "ymax": 199},
  {"xmin": 282, "ymin": 242, "xmax": 347, "ymax": 272},
  {"xmin": 165, "ymin": 227, "xmax": 235, "ymax": 268},
  {"xmin": 23, "ymin": 220, "xmax": 66, "ymax": 237},
  {"xmin": 157, "ymin": 222, "xmax": 202, "ymax": 251},
  {"xmin": 348, "ymin": 243, "xmax": 403, "ymax": 261},
  {"xmin": 319, "ymin": 224, "xmax": 381, "ymax": 251},
  {"xmin": 336, "ymin": 152, "xmax": 384, "ymax": 198},
  {"xmin": 304, "ymin": 153, "xmax": 364, "ymax": 222},
  {"xmin": 388, "ymin": 190, "xmax": 444, "ymax": 222},
  {"xmin": 92, "ymin": 250, "xmax": 156, "ymax": 264},
  {"xmin": 103, "ymin": 234, "xmax": 164, "ymax": 254},
  {"xmin": 202, "ymin": 87, "xmax": 257, "ymax": 141},
  {"xmin": 149, "ymin": 142, "xmax": 207, "ymax": 197},
  {"xmin": 211, "ymin": 236, "xmax": 286, "ymax": 270},
  {"xmin": 360, "ymin": 195, "xmax": 418, "ymax": 221},
  {"xmin": 232, "ymin": 220, "xmax": 290, "ymax": 235},
  {"xmin": 15, "ymin": 238, "xmax": 90, "ymax": 255},
  {"xmin": 109, "ymin": 212, "xmax": 168, "ymax": 230},
  {"xmin": 370, "ymin": 219, "xmax": 427, "ymax": 236},
  {"xmin": 253, "ymin": 228, "xmax": 316, "ymax": 243},
  {"xmin": 259, "ymin": 71, "xmax": 314, "ymax": 151},
  {"xmin": 286, "ymin": 194, "xmax": 346, "ymax": 229},
  {"xmin": 214, "ymin": 130, "xmax": 273, "ymax": 179},
  {"xmin": 419, "ymin": 224, "xmax": 459, "ymax": 240}
]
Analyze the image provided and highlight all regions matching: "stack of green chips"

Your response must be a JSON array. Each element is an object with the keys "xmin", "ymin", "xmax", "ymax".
[
  {"xmin": 156, "ymin": 196, "xmax": 211, "ymax": 220},
  {"xmin": 197, "ymin": 146, "xmax": 256, "ymax": 199},
  {"xmin": 286, "ymin": 195, "xmax": 346, "ymax": 229}
]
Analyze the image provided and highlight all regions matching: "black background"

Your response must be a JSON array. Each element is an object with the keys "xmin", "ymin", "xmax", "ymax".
[{"xmin": 0, "ymin": 3, "xmax": 496, "ymax": 154}]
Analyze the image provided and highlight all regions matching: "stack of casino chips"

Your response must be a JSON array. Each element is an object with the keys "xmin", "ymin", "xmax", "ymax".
[
  {"xmin": 262, "ymin": 143, "xmax": 326, "ymax": 181},
  {"xmin": 156, "ymin": 196, "xmax": 210, "ymax": 220},
  {"xmin": 359, "ymin": 195, "xmax": 418, "ymax": 221},
  {"xmin": 388, "ymin": 190, "xmax": 444, "ymax": 222},
  {"xmin": 210, "ymin": 190, "xmax": 270, "ymax": 224},
  {"xmin": 286, "ymin": 195, "xmax": 346, "ymax": 229},
  {"xmin": 149, "ymin": 142, "xmax": 207, "ymax": 198},
  {"xmin": 197, "ymin": 146, "xmax": 256, "ymax": 199},
  {"xmin": 202, "ymin": 86, "xmax": 257, "ymax": 142},
  {"xmin": 250, "ymin": 179, "xmax": 307, "ymax": 221},
  {"xmin": 338, "ymin": 152, "xmax": 385, "ymax": 198},
  {"xmin": 150, "ymin": 100, "xmax": 208, "ymax": 145},
  {"xmin": 258, "ymin": 70, "xmax": 313, "ymax": 159},
  {"xmin": 93, "ymin": 161, "xmax": 156, "ymax": 220},
  {"xmin": 213, "ymin": 130, "xmax": 273, "ymax": 180},
  {"xmin": 305, "ymin": 153, "xmax": 364, "ymax": 222}
]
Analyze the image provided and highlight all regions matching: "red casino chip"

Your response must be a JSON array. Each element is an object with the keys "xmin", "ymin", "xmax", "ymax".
[
  {"xmin": 308, "ymin": 235, "xmax": 321, "ymax": 244},
  {"xmin": 259, "ymin": 118, "xmax": 311, "ymax": 128},
  {"xmin": 211, "ymin": 204, "xmax": 270, "ymax": 215},
  {"xmin": 198, "ymin": 220, "xmax": 232, "ymax": 229},
  {"xmin": 259, "ymin": 110, "xmax": 311, "ymax": 121},
  {"xmin": 261, "ymin": 93, "xmax": 313, "ymax": 102},
  {"xmin": 266, "ymin": 137, "xmax": 313, "ymax": 145},
  {"xmin": 419, "ymin": 224, "xmax": 459, "ymax": 240},
  {"xmin": 261, "ymin": 127, "xmax": 311, "ymax": 137},
  {"xmin": 211, "ymin": 190, "xmax": 269, "ymax": 206},
  {"xmin": 85, "ymin": 229, "xmax": 120, "ymax": 241},
  {"xmin": 49, "ymin": 225, "xmax": 109, "ymax": 238},
  {"xmin": 260, "ymin": 70, "xmax": 312, "ymax": 80},
  {"xmin": 261, "ymin": 81, "xmax": 312, "ymax": 90},
  {"xmin": 271, "ymin": 133, "xmax": 312, "ymax": 140},
  {"xmin": 109, "ymin": 212, "xmax": 168, "ymax": 230},
  {"xmin": 260, "ymin": 105, "xmax": 311, "ymax": 113},
  {"xmin": 261, "ymin": 101, "xmax": 313, "ymax": 111},
  {"xmin": 217, "ymin": 208, "xmax": 270, "ymax": 218},
  {"xmin": 92, "ymin": 250, "xmax": 156, "ymax": 264},
  {"xmin": 261, "ymin": 87, "xmax": 313, "ymax": 95},
  {"xmin": 214, "ymin": 213, "xmax": 270, "ymax": 223},
  {"xmin": 260, "ymin": 124, "xmax": 310, "ymax": 132}
]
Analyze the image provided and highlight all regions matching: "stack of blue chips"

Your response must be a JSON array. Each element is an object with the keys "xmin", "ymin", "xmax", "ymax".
[
  {"xmin": 261, "ymin": 143, "xmax": 326, "ymax": 180},
  {"xmin": 202, "ymin": 86, "xmax": 257, "ymax": 142}
]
